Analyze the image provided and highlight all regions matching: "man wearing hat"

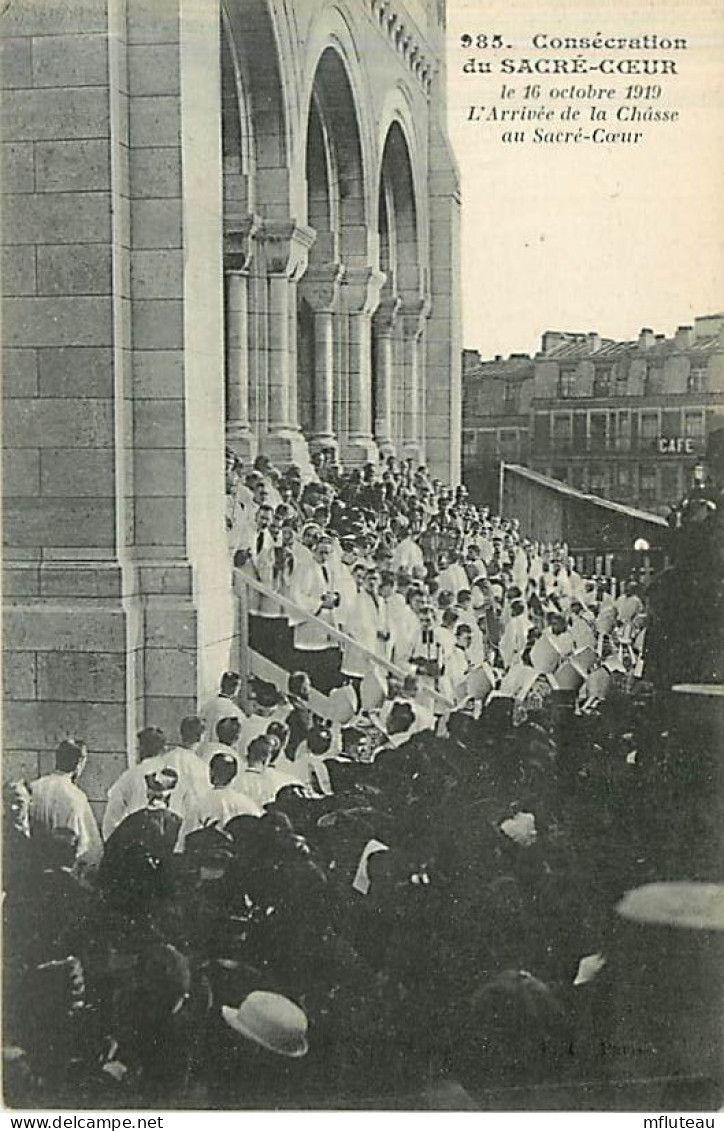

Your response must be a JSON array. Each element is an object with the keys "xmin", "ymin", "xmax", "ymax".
[
  {"xmin": 576, "ymin": 883, "xmax": 724, "ymax": 1108},
  {"xmin": 195, "ymin": 990, "xmax": 308, "ymax": 1106}
]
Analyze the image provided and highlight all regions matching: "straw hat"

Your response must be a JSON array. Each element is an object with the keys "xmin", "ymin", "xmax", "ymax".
[
  {"xmin": 616, "ymin": 882, "xmax": 724, "ymax": 932},
  {"xmin": 221, "ymin": 991, "xmax": 309, "ymax": 1057}
]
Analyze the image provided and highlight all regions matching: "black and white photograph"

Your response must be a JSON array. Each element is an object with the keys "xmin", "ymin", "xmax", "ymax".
[{"xmin": 2, "ymin": 0, "xmax": 724, "ymax": 1116}]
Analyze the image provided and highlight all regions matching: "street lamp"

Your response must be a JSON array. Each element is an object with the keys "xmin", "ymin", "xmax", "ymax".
[{"xmin": 633, "ymin": 537, "xmax": 651, "ymax": 584}]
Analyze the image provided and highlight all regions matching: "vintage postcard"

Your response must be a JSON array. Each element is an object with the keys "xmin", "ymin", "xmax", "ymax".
[{"xmin": 2, "ymin": 0, "xmax": 723, "ymax": 1119}]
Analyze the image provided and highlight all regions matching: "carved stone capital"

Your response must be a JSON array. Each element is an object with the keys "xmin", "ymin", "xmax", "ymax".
[
  {"xmin": 401, "ymin": 295, "xmax": 431, "ymax": 339},
  {"xmin": 373, "ymin": 294, "xmax": 401, "ymax": 336},
  {"xmin": 259, "ymin": 220, "xmax": 317, "ymax": 281},
  {"xmin": 342, "ymin": 266, "xmax": 386, "ymax": 316},
  {"xmin": 223, "ymin": 213, "xmax": 261, "ymax": 272},
  {"xmin": 298, "ymin": 262, "xmax": 345, "ymax": 313}
]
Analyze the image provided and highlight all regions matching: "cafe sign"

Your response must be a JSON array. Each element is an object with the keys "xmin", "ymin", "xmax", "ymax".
[{"xmin": 657, "ymin": 436, "xmax": 698, "ymax": 454}]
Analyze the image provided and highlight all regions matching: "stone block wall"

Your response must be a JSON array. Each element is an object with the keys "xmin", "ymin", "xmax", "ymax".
[
  {"xmin": 2, "ymin": 0, "xmax": 460, "ymax": 803},
  {"xmin": 2, "ymin": 0, "xmax": 237, "ymax": 803}
]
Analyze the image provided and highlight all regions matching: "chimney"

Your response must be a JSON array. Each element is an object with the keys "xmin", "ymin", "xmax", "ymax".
[
  {"xmin": 694, "ymin": 313, "xmax": 724, "ymax": 340},
  {"xmin": 541, "ymin": 331, "xmax": 564, "ymax": 354},
  {"xmin": 675, "ymin": 325, "xmax": 694, "ymax": 349},
  {"xmin": 586, "ymin": 332, "xmax": 601, "ymax": 352},
  {"xmin": 462, "ymin": 348, "xmax": 482, "ymax": 375},
  {"xmin": 638, "ymin": 327, "xmax": 654, "ymax": 350}
]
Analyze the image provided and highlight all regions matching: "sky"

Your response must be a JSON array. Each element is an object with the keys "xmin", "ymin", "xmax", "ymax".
[{"xmin": 445, "ymin": 0, "xmax": 724, "ymax": 358}]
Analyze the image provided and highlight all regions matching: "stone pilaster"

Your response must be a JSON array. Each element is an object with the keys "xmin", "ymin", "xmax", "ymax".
[
  {"xmin": 299, "ymin": 262, "xmax": 344, "ymax": 453},
  {"xmin": 372, "ymin": 295, "xmax": 401, "ymax": 457},
  {"xmin": 259, "ymin": 219, "xmax": 316, "ymax": 470},
  {"xmin": 427, "ymin": 105, "xmax": 462, "ymax": 484},
  {"xmin": 2, "ymin": 0, "xmax": 240, "ymax": 799},
  {"xmin": 401, "ymin": 297, "xmax": 430, "ymax": 464},
  {"xmin": 340, "ymin": 266, "xmax": 385, "ymax": 465},
  {"xmin": 224, "ymin": 214, "xmax": 259, "ymax": 461},
  {"xmin": 1, "ymin": 0, "xmax": 139, "ymax": 803}
]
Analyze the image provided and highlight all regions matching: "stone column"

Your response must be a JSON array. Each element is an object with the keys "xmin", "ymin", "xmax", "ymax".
[
  {"xmin": 401, "ymin": 298, "xmax": 430, "ymax": 464},
  {"xmin": 224, "ymin": 215, "xmax": 259, "ymax": 461},
  {"xmin": 341, "ymin": 266, "xmax": 385, "ymax": 465},
  {"xmin": 260, "ymin": 220, "xmax": 316, "ymax": 470},
  {"xmin": 428, "ymin": 108, "xmax": 462, "ymax": 484},
  {"xmin": 299, "ymin": 262, "xmax": 344, "ymax": 453},
  {"xmin": 372, "ymin": 296, "xmax": 401, "ymax": 457}
]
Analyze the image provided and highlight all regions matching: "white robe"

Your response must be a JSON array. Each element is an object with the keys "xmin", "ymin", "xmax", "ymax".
[
  {"xmin": 391, "ymin": 537, "xmax": 424, "ymax": 574},
  {"xmin": 341, "ymin": 589, "xmax": 381, "ymax": 678},
  {"xmin": 177, "ymin": 784, "xmax": 262, "ymax": 848},
  {"xmin": 199, "ymin": 694, "xmax": 246, "ymax": 741},
  {"xmin": 289, "ymin": 556, "xmax": 340, "ymax": 651},
  {"xmin": 244, "ymin": 527, "xmax": 280, "ymax": 616},
  {"xmin": 102, "ymin": 753, "xmax": 175, "ymax": 841},
  {"xmin": 32, "ymin": 772, "xmax": 103, "ymax": 865},
  {"xmin": 499, "ymin": 614, "xmax": 530, "ymax": 671}
]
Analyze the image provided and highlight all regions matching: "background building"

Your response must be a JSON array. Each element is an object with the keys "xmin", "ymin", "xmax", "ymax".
[
  {"xmin": 2, "ymin": 0, "xmax": 461, "ymax": 801},
  {"xmin": 461, "ymin": 347, "xmax": 533, "ymax": 505},
  {"xmin": 463, "ymin": 314, "xmax": 724, "ymax": 515}
]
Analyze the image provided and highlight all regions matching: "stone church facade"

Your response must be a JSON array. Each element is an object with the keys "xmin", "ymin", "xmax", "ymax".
[{"xmin": 2, "ymin": 0, "xmax": 461, "ymax": 798}]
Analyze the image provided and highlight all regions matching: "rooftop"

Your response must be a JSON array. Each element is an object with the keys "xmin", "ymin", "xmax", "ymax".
[{"xmin": 464, "ymin": 313, "xmax": 724, "ymax": 380}]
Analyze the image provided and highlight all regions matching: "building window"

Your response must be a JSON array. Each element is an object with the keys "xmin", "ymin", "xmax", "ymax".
[
  {"xmin": 593, "ymin": 367, "xmax": 613, "ymax": 397},
  {"xmin": 639, "ymin": 465, "xmax": 658, "ymax": 502},
  {"xmin": 558, "ymin": 369, "xmax": 576, "ymax": 398},
  {"xmin": 533, "ymin": 413, "xmax": 550, "ymax": 452},
  {"xmin": 615, "ymin": 410, "xmax": 631, "ymax": 451},
  {"xmin": 589, "ymin": 465, "xmax": 607, "ymax": 496},
  {"xmin": 640, "ymin": 410, "xmax": 659, "ymax": 448},
  {"xmin": 615, "ymin": 366, "xmax": 629, "ymax": 394},
  {"xmin": 615, "ymin": 465, "xmax": 631, "ymax": 497},
  {"xmin": 644, "ymin": 362, "xmax": 664, "ymax": 396},
  {"xmin": 589, "ymin": 412, "xmax": 608, "ymax": 451},
  {"xmin": 687, "ymin": 363, "xmax": 708, "ymax": 393},
  {"xmin": 660, "ymin": 464, "xmax": 681, "ymax": 502},
  {"xmin": 570, "ymin": 465, "xmax": 585, "ymax": 491},
  {"xmin": 503, "ymin": 381, "xmax": 518, "ymax": 412},
  {"xmin": 661, "ymin": 409, "xmax": 682, "ymax": 442},
  {"xmin": 551, "ymin": 414, "xmax": 572, "ymax": 451},
  {"xmin": 477, "ymin": 431, "xmax": 496, "ymax": 460},
  {"xmin": 684, "ymin": 409, "xmax": 705, "ymax": 439},
  {"xmin": 462, "ymin": 430, "xmax": 476, "ymax": 457},
  {"xmin": 498, "ymin": 428, "xmax": 519, "ymax": 461},
  {"xmin": 572, "ymin": 412, "xmax": 587, "ymax": 452}
]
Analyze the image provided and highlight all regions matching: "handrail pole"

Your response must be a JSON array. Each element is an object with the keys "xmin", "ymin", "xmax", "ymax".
[
  {"xmin": 236, "ymin": 575, "xmax": 253, "ymax": 714},
  {"xmin": 233, "ymin": 567, "xmax": 455, "ymax": 711}
]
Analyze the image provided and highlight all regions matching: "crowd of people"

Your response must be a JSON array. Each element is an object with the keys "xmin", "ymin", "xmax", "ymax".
[
  {"xmin": 227, "ymin": 449, "xmax": 647, "ymax": 707},
  {"xmin": 4, "ymin": 450, "xmax": 723, "ymax": 1110}
]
